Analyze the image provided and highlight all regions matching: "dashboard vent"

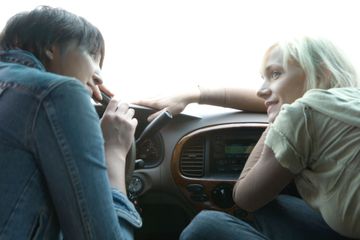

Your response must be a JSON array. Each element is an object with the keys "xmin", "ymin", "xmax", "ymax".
[{"xmin": 180, "ymin": 137, "xmax": 205, "ymax": 177}]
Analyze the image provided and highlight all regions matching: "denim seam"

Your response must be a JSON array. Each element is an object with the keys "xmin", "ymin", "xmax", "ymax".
[
  {"xmin": 0, "ymin": 169, "xmax": 39, "ymax": 239},
  {"xmin": 29, "ymin": 80, "xmax": 67, "ymax": 156},
  {"xmin": 31, "ymin": 82, "xmax": 94, "ymax": 239},
  {"xmin": 45, "ymin": 99, "xmax": 93, "ymax": 238}
]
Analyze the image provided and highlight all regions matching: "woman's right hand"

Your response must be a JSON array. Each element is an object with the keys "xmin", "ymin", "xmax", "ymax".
[
  {"xmin": 133, "ymin": 87, "xmax": 200, "ymax": 121},
  {"xmin": 101, "ymin": 98, "xmax": 137, "ymax": 152},
  {"xmin": 100, "ymin": 98, "xmax": 137, "ymax": 192}
]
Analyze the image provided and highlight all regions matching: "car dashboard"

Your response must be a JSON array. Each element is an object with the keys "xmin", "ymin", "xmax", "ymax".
[{"xmin": 128, "ymin": 104, "xmax": 268, "ymax": 240}]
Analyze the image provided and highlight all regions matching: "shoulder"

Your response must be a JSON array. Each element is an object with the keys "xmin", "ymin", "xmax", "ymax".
[
  {"xmin": 1, "ymin": 62, "xmax": 87, "ymax": 100},
  {"xmin": 299, "ymin": 87, "xmax": 360, "ymax": 106},
  {"xmin": 297, "ymin": 87, "xmax": 360, "ymax": 127},
  {"xmin": 31, "ymin": 70, "xmax": 83, "ymax": 91},
  {"xmin": 277, "ymin": 101, "xmax": 307, "ymax": 124},
  {"xmin": 5, "ymin": 63, "xmax": 84, "ymax": 96},
  {"xmin": 17, "ymin": 69, "xmax": 92, "ymax": 110},
  {"xmin": 43, "ymin": 77, "xmax": 90, "ymax": 107},
  {"xmin": 265, "ymin": 102, "xmax": 313, "ymax": 174},
  {"xmin": 25, "ymin": 70, "xmax": 89, "ymax": 101}
]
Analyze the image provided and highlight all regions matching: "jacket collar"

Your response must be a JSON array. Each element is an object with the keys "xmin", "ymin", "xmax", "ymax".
[{"xmin": 0, "ymin": 49, "xmax": 46, "ymax": 71}]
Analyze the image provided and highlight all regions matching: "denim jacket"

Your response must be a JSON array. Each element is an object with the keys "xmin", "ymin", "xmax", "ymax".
[{"xmin": 0, "ymin": 50, "xmax": 142, "ymax": 240}]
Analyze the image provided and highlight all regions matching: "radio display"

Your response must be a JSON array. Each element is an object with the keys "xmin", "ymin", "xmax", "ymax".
[
  {"xmin": 209, "ymin": 128, "xmax": 263, "ymax": 176},
  {"xmin": 225, "ymin": 143, "xmax": 253, "ymax": 156},
  {"xmin": 210, "ymin": 140, "xmax": 255, "ymax": 174}
]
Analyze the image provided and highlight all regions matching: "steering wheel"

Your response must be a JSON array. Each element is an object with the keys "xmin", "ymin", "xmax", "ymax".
[
  {"xmin": 95, "ymin": 94, "xmax": 173, "ymax": 192},
  {"xmin": 125, "ymin": 140, "xmax": 136, "ymax": 187}
]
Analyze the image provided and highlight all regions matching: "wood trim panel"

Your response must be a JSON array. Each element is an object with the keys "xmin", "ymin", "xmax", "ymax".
[{"xmin": 171, "ymin": 123, "xmax": 267, "ymax": 214}]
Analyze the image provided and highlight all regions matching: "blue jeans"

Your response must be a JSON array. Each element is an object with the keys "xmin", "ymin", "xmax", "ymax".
[{"xmin": 180, "ymin": 195, "xmax": 350, "ymax": 240}]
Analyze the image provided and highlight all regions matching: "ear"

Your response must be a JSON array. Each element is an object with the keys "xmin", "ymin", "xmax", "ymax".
[{"xmin": 42, "ymin": 45, "xmax": 60, "ymax": 72}]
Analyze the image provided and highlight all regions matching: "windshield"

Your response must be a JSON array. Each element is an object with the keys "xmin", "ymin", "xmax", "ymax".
[{"xmin": 1, "ymin": 0, "xmax": 360, "ymax": 113}]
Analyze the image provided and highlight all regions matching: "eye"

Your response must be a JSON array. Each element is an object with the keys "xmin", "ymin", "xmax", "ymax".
[
  {"xmin": 271, "ymin": 71, "xmax": 281, "ymax": 80},
  {"xmin": 88, "ymin": 51, "xmax": 101, "ymax": 64},
  {"xmin": 90, "ymin": 53, "xmax": 98, "ymax": 61}
]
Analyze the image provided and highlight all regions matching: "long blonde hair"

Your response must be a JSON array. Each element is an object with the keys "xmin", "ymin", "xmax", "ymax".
[{"xmin": 276, "ymin": 36, "xmax": 358, "ymax": 90}]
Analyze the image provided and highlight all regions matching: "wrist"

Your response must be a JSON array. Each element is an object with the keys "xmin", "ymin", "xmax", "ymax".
[
  {"xmin": 109, "ymin": 174, "xmax": 127, "ymax": 194},
  {"xmin": 107, "ymin": 162, "xmax": 127, "ymax": 194},
  {"xmin": 104, "ymin": 145, "xmax": 127, "ymax": 193},
  {"xmin": 104, "ymin": 142, "xmax": 128, "ymax": 159}
]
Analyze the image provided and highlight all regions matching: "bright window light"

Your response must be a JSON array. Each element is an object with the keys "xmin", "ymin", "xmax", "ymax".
[{"xmin": 1, "ymin": 0, "xmax": 360, "ymax": 105}]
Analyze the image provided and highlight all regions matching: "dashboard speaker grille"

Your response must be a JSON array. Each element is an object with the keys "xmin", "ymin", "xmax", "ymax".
[{"xmin": 180, "ymin": 137, "xmax": 205, "ymax": 177}]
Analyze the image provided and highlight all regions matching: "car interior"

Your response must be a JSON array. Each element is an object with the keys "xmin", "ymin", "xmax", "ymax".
[
  {"xmin": 97, "ymin": 98, "xmax": 291, "ymax": 240},
  {"xmin": 2, "ymin": 2, "xmax": 357, "ymax": 239}
]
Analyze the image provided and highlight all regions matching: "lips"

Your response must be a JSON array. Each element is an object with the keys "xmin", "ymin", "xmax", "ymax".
[
  {"xmin": 266, "ymin": 105, "xmax": 273, "ymax": 115},
  {"xmin": 265, "ymin": 101, "xmax": 277, "ymax": 115}
]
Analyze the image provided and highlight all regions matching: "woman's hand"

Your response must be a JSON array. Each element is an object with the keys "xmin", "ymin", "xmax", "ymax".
[
  {"xmin": 91, "ymin": 84, "xmax": 114, "ymax": 103},
  {"xmin": 98, "ymin": 84, "xmax": 114, "ymax": 98},
  {"xmin": 100, "ymin": 98, "xmax": 137, "ymax": 192},
  {"xmin": 133, "ymin": 87, "xmax": 200, "ymax": 121}
]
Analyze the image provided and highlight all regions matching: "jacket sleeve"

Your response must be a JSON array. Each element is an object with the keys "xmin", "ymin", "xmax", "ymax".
[{"xmin": 32, "ymin": 79, "xmax": 141, "ymax": 240}]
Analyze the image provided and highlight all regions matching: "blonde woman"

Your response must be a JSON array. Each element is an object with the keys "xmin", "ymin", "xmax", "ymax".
[{"xmin": 137, "ymin": 36, "xmax": 360, "ymax": 239}]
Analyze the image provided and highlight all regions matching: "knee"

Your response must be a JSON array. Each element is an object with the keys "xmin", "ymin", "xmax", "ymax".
[{"xmin": 180, "ymin": 210, "xmax": 237, "ymax": 240}]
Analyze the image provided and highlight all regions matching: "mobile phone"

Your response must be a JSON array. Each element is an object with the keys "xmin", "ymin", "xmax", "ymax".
[
  {"xmin": 99, "ymin": 91, "xmax": 111, "ymax": 107},
  {"xmin": 95, "ymin": 91, "xmax": 111, "ymax": 117}
]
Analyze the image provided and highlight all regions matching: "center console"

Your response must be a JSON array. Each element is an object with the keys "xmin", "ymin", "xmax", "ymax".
[{"xmin": 209, "ymin": 129, "xmax": 260, "ymax": 177}]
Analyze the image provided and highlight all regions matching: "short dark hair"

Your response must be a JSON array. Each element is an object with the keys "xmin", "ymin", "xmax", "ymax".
[{"xmin": 0, "ymin": 6, "xmax": 105, "ymax": 66}]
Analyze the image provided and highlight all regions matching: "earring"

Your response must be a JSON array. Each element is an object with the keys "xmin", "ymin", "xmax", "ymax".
[{"xmin": 45, "ymin": 50, "xmax": 53, "ymax": 60}]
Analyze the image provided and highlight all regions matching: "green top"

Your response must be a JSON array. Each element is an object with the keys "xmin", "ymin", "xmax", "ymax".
[{"xmin": 265, "ymin": 87, "xmax": 360, "ymax": 238}]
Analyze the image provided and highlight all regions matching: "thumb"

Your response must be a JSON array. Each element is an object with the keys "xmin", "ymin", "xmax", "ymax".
[{"xmin": 103, "ymin": 97, "xmax": 120, "ymax": 115}]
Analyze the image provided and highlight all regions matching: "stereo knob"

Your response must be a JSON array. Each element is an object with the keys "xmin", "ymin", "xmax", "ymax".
[{"xmin": 211, "ymin": 183, "xmax": 234, "ymax": 209}]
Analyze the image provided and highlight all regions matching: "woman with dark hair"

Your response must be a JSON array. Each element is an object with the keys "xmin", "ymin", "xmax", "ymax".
[{"xmin": 0, "ymin": 6, "xmax": 141, "ymax": 239}]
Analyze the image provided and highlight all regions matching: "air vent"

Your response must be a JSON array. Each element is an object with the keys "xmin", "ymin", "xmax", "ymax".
[{"xmin": 180, "ymin": 137, "xmax": 205, "ymax": 177}]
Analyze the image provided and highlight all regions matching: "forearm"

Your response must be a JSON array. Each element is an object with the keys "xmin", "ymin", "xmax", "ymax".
[
  {"xmin": 199, "ymin": 86, "xmax": 266, "ymax": 112},
  {"xmin": 233, "ymin": 127, "xmax": 269, "ymax": 199},
  {"xmin": 105, "ymin": 146, "xmax": 127, "ymax": 194}
]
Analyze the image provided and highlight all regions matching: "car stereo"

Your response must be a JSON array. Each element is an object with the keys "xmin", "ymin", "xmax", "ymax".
[{"xmin": 209, "ymin": 128, "xmax": 263, "ymax": 176}]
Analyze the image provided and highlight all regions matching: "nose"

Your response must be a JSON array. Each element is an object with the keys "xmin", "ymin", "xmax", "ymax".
[{"xmin": 257, "ymin": 81, "xmax": 271, "ymax": 100}]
